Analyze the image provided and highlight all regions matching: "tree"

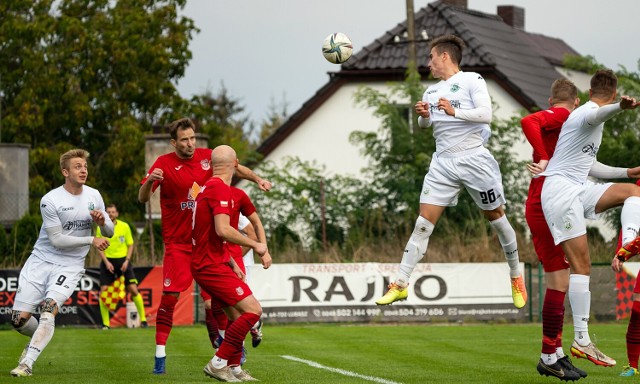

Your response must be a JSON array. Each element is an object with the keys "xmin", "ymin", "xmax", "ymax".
[
  {"xmin": 184, "ymin": 85, "xmax": 258, "ymax": 164},
  {"xmin": 259, "ymin": 94, "xmax": 289, "ymax": 143},
  {"xmin": 0, "ymin": 0, "xmax": 198, "ymax": 220}
]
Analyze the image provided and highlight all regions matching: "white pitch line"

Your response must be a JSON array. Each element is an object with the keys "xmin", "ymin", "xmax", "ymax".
[{"xmin": 281, "ymin": 355, "xmax": 403, "ymax": 384}]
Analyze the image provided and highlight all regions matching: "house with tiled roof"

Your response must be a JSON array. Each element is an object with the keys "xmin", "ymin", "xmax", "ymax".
[
  {"xmin": 252, "ymin": 0, "xmax": 616, "ymax": 239},
  {"xmin": 256, "ymin": 0, "xmax": 590, "ymax": 181}
]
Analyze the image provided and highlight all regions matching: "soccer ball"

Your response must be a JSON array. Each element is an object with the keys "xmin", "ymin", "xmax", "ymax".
[{"xmin": 322, "ymin": 33, "xmax": 353, "ymax": 64}]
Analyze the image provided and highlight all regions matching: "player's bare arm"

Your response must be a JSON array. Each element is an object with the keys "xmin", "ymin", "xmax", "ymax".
[
  {"xmin": 138, "ymin": 168, "xmax": 163, "ymax": 203},
  {"xmin": 236, "ymin": 164, "xmax": 272, "ymax": 192},
  {"xmin": 214, "ymin": 214, "xmax": 266, "ymax": 255},
  {"xmin": 247, "ymin": 212, "xmax": 272, "ymax": 269},
  {"xmin": 227, "ymin": 257, "xmax": 246, "ymax": 281}
]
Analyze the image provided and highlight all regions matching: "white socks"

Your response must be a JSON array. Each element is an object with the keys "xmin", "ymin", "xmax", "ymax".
[
  {"xmin": 569, "ymin": 274, "xmax": 591, "ymax": 346},
  {"xmin": 621, "ymin": 196, "xmax": 640, "ymax": 245},
  {"xmin": 490, "ymin": 215, "xmax": 521, "ymax": 278},
  {"xmin": 17, "ymin": 316, "xmax": 38, "ymax": 337},
  {"xmin": 24, "ymin": 312, "xmax": 55, "ymax": 368},
  {"xmin": 155, "ymin": 345, "xmax": 166, "ymax": 358},
  {"xmin": 397, "ymin": 216, "xmax": 434, "ymax": 284}
]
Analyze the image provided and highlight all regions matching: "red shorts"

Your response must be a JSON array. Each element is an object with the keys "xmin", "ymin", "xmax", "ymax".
[
  {"xmin": 162, "ymin": 244, "xmax": 210, "ymax": 301},
  {"xmin": 525, "ymin": 201, "xmax": 569, "ymax": 273},
  {"xmin": 193, "ymin": 263, "xmax": 253, "ymax": 307}
]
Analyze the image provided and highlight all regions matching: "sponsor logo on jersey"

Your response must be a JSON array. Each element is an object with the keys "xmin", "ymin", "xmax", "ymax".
[
  {"xmin": 61, "ymin": 206, "xmax": 74, "ymax": 211},
  {"xmin": 581, "ymin": 142, "xmax": 598, "ymax": 157},
  {"xmin": 63, "ymin": 219, "xmax": 93, "ymax": 231},
  {"xmin": 201, "ymin": 159, "xmax": 211, "ymax": 170},
  {"xmin": 41, "ymin": 204, "xmax": 47, "ymax": 208},
  {"xmin": 427, "ymin": 89, "xmax": 438, "ymax": 94},
  {"xmin": 175, "ymin": 165, "xmax": 183, "ymax": 170},
  {"xmin": 450, "ymin": 83, "xmax": 460, "ymax": 93}
]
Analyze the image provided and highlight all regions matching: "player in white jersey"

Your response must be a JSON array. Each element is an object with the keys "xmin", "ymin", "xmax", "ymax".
[
  {"xmin": 10, "ymin": 149, "xmax": 114, "ymax": 377},
  {"xmin": 539, "ymin": 69, "xmax": 640, "ymax": 373},
  {"xmin": 376, "ymin": 34, "xmax": 527, "ymax": 308}
]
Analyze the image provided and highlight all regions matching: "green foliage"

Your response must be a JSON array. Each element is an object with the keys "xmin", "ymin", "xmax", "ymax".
[
  {"xmin": 246, "ymin": 157, "xmax": 370, "ymax": 253},
  {"xmin": 7, "ymin": 213, "xmax": 42, "ymax": 266},
  {"xmin": 138, "ymin": 219, "xmax": 163, "ymax": 265},
  {"xmin": 0, "ymin": 225, "xmax": 8, "ymax": 262}
]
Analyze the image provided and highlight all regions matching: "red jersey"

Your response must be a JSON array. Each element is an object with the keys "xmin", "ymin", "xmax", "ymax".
[
  {"xmin": 227, "ymin": 187, "xmax": 257, "ymax": 261},
  {"xmin": 192, "ymin": 177, "xmax": 232, "ymax": 271},
  {"xmin": 521, "ymin": 107, "xmax": 570, "ymax": 205},
  {"xmin": 141, "ymin": 147, "xmax": 213, "ymax": 248}
]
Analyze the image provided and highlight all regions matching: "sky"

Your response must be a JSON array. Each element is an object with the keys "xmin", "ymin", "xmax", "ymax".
[{"xmin": 176, "ymin": 0, "xmax": 639, "ymax": 127}]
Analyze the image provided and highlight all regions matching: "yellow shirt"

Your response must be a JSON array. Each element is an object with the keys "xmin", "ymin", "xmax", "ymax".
[{"xmin": 96, "ymin": 219, "xmax": 134, "ymax": 259}]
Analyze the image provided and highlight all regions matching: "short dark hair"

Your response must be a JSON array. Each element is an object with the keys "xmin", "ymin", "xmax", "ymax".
[
  {"xmin": 106, "ymin": 203, "xmax": 117, "ymax": 210},
  {"xmin": 590, "ymin": 69, "xmax": 617, "ymax": 99},
  {"xmin": 168, "ymin": 118, "xmax": 196, "ymax": 140},
  {"xmin": 429, "ymin": 34, "xmax": 465, "ymax": 66}
]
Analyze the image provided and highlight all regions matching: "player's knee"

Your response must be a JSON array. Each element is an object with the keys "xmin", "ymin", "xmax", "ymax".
[
  {"xmin": 39, "ymin": 298, "xmax": 59, "ymax": 315},
  {"xmin": 412, "ymin": 216, "xmax": 434, "ymax": 240},
  {"xmin": 11, "ymin": 310, "xmax": 28, "ymax": 329}
]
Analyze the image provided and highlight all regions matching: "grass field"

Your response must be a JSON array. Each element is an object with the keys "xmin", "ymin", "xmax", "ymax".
[{"xmin": 0, "ymin": 322, "xmax": 631, "ymax": 383}]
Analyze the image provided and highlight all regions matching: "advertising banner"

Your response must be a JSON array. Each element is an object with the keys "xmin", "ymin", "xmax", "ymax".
[
  {"xmin": 248, "ymin": 262, "xmax": 525, "ymax": 323},
  {"xmin": 0, "ymin": 266, "xmax": 193, "ymax": 327}
]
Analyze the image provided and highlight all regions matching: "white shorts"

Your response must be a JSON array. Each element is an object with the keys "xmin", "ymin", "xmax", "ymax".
[
  {"xmin": 13, "ymin": 255, "xmax": 85, "ymax": 313},
  {"xmin": 541, "ymin": 175, "xmax": 612, "ymax": 245},
  {"xmin": 420, "ymin": 146, "xmax": 506, "ymax": 210}
]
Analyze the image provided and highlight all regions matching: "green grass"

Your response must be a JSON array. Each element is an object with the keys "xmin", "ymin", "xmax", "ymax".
[{"xmin": 0, "ymin": 323, "xmax": 631, "ymax": 383}]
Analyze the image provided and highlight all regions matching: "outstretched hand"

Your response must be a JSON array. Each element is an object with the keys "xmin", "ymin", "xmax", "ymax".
[{"xmin": 620, "ymin": 96, "xmax": 640, "ymax": 110}]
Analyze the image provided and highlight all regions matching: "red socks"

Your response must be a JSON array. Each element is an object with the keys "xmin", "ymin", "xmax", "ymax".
[
  {"xmin": 542, "ymin": 288, "xmax": 566, "ymax": 355},
  {"xmin": 217, "ymin": 313, "xmax": 260, "ymax": 365},
  {"xmin": 627, "ymin": 300, "xmax": 640, "ymax": 369},
  {"xmin": 155, "ymin": 294, "xmax": 178, "ymax": 345}
]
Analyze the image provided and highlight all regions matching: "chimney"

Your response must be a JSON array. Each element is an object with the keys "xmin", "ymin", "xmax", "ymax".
[
  {"xmin": 497, "ymin": 5, "xmax": 525, "ymax": 29},
  {"xmin": 441, "ymin": 0, "xmax": 467, "ymax": 10}
]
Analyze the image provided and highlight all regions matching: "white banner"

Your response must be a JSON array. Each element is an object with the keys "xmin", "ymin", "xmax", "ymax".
[{"xmin": 246, "ymin": 262, "xmax": 526, "ymax": 323}]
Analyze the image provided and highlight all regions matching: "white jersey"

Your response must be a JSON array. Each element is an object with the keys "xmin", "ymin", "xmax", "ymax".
[
  {"xmin": 540, "ymin": 101, "xmax": 604, "ymax": 184},
  {"xmin": 239, "ymin": 214, "xmax": 255, "ymax": 267},
  {"xmin": 423, "ymin": 71, "xmax": 491, "ymax": 153},
  {"xmin": 31, "ymin": 185, "xmax": 107, "ymax": 267}
]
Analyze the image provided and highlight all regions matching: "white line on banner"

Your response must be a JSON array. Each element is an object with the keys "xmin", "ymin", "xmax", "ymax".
[{"xmin": 281, "ymin": 355, "xmax": 403, "ymax": 384}]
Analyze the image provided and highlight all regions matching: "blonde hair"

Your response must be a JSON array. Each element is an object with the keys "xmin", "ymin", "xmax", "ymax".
[{"xmin": 60, "ymin": 149, "xmax": 90, "ymax": 171}]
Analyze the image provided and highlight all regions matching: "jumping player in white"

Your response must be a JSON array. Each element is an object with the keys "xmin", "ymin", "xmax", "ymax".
[
  {"xmin": 376, "ymin": 34, "xmax": 527, "ymax": 308},
  {"xmin": 537, "ymin": 69, "xmax": 640, "ymax": 378},
  {"xmin": 10, "ymin": 149, "xmax": 113, "ymax": 377}
]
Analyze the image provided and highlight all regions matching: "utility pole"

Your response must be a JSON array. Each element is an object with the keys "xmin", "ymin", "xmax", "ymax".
[{"xmin": 406, "ymin": 0, "xmax": 417, "ymax": 70}]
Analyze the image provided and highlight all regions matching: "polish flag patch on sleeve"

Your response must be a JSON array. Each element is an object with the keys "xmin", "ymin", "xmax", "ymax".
[{"xmin": 220, "ymin": 200, "xmax": 228, "ymax": 207}]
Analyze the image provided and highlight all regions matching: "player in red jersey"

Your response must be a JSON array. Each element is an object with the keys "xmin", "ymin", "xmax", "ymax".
[
  {"xmin": 612, "ymin": 179, "xmax": 640, "ymax": 377},
  {"xmin": 523, "ymin": 79, "xmax": 640, "ymax": 380},
  {"xmin": 138, "ymin": 118, "xmax": 271, "ymax": 374},
  {"xmin": 192, "ymin": 144, "xmax": 271, "ymax": 382}
]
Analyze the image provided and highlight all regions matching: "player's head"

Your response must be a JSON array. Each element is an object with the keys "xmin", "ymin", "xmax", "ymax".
[
  {"xmin": 106, "ymin": 203, "xmax": 119, "ymax": 222},
  {"xmin": 60, "ymin": 149, "xmax": 90, "ymax": 185},
  {"xmin": 428, "ymin": 34, "xmax": 465, "ymax": 77},
  {"xmin": 211, "ymin": 145, "xmax": 238, "ymax": 180},
  {"xmin": 549, "ymin": 78, "xmax": 579, "ymax": 108},
  {"xmin": 590, "ymin": 69, "xmax": 617, "ymax": 102},
  {"xmin": 168, "ymin": 117, "xmax": 196, "ymax": 159}
]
